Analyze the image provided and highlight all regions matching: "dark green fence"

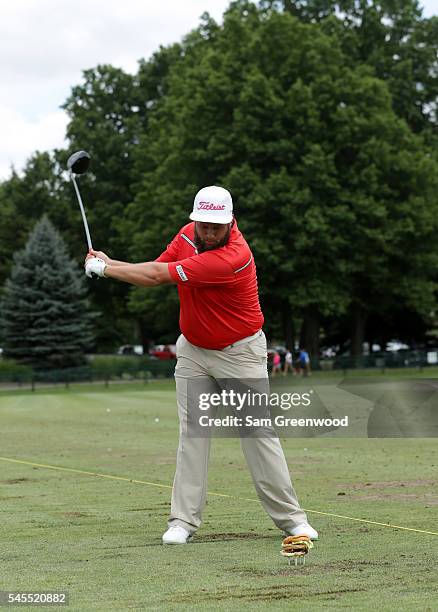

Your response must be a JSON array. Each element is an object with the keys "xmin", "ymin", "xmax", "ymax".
[
  {"xmin": 320, "ymin": 350, "xmax": 435, "ymax": 371},
  {"xmin": 0, "ymin": 356, "xmax": 176, "ymax": 389},
  {"xmin": 1, "ymin": 350, "xmax": 436, "ymax": 390}
]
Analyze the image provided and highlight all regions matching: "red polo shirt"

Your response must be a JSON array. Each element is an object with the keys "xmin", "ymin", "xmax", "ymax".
[{"xmin": 155, "ymin": 221, "xmax": 264, "ymax": 349}]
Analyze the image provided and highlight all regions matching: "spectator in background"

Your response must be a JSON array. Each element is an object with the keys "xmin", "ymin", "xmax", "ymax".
[
  {"xmin": 279, "ymin": 347, "xmax": 286, "ymax": 371},
  {"xmin": 297, "ymin": 348, "xmax": 311, "ymax": 377},
  {"xmin": 283, "ymin": 349, "xmax": 294, "ymax": 376},
  {"xmin": 271, "ymin": 350, "xmax": 282, "ymax": 377}
]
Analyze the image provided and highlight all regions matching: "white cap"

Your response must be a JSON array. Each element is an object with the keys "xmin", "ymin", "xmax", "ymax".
[{"xmin": 190, "ymin": 186, "xmax": 233, "ymax": 224}]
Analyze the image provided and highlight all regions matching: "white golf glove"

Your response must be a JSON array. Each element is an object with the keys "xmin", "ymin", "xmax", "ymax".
[{"xmin": 85, "ymin": 257, "xmax": 107, "ymax": 278}]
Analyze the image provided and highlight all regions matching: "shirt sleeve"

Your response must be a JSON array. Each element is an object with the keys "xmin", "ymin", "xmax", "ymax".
[
  {"xmin": 155, "ymin": 232, "xmax": 180, "ymax": 263},
  {"xmin": 168, "ymin": 251, "xmax": 236, "ymax": 287}
]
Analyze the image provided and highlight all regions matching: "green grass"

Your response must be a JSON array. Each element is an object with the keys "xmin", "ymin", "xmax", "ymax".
[{"xmin": 0, "ymin": 380, "xmax": 437, "ymax": 611}]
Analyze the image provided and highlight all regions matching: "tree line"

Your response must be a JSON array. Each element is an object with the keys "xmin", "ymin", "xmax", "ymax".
[{"xmin": 0, "ymin": 0, "xmax": 437, "ymax": 360}]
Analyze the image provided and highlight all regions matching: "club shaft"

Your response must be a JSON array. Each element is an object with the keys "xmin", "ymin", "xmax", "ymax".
[{"xmin": 71, "ymin": 173, "xmax": 93, "ymax": 251}]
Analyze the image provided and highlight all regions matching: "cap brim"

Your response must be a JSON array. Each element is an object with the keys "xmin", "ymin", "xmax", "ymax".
[{"xmin": 189, "ymin": 212, "xmax": 233, "ymax": 224}]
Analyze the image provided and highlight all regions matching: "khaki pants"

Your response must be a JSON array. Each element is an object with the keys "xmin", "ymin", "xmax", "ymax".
[{"xmin": 168, "ymin": 332, "xmax": 308, "ymax": 534}]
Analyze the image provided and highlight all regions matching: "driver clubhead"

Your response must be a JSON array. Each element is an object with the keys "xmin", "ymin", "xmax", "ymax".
[{"xmin": 67, "ymin": 150, "xmax": 90, "ymax": 175}]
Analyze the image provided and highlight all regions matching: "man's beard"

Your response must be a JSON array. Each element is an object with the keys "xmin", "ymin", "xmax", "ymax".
[{"xmin": 194, "ymin": 225, "xmax": 232, "ymax": 253}]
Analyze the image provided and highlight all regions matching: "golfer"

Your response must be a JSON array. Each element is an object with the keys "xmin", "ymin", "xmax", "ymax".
[{"xmin": 85, "ymin": 186, "xmax": 318, "ymax": 545}]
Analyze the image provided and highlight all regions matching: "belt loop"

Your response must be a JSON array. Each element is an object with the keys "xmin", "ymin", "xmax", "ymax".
[{"xmin": 225, "ymin": 329, "xmax": 262, "ymax": 350}]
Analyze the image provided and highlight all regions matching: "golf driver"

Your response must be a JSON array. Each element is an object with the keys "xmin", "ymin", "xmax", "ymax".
[{"xmin": 67, "ymin": 150, "xmax": 93, "ymax": 252}]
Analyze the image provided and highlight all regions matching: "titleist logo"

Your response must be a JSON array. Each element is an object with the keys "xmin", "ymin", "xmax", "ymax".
[{"xmin": 198, "ymin": 201, "xmax": 225, "ymax": 211}]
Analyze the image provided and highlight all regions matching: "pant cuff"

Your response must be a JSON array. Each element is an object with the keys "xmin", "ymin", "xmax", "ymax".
[{"xmin": 168, "ymin": 518, "xmax": 197, "ymax": 535}]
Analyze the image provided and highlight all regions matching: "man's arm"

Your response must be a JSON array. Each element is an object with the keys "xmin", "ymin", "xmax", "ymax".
[{"xmin": 104, "ymin": 262, "xmax": 173, "ymax": 287}]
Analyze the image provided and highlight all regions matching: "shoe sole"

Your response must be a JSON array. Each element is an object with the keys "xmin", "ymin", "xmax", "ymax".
[
  {"xmin": 285, "ymin": 533, "xmax": 319, "ymax": 541},
  {"xmin": 162, "ymin": 536, "xmax": 193, "ymax": 545}
]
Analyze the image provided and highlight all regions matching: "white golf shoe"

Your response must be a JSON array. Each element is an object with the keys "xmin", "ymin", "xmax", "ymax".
[
  {"xmin": 162, "ymin": 526, "xmax": 192, "ymax": 545},
  {"xmin": 289, "ymin": 523, "xmax": 319, "ymax": 541}
]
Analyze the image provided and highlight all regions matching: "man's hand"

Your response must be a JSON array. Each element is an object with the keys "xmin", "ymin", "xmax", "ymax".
[
  {"xmin": 85, "ymin": 257, "xmax": 107, "ymax": 278},
  {"xmin": 84, "ymin": 249, "xmax": 131, "ymax": 268},
  {"xmin": 85, "ymin": 249, "xmax": 112, "ymax": 265}
]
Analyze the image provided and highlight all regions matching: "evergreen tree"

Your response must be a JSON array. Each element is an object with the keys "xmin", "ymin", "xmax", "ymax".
[
  {"xmin": 0, "ymin": 216, "xmax": 95, "ymax": 369},
  {"xmin": 0, "ymin": 151, "xmax": 73, "ymax": 289}
]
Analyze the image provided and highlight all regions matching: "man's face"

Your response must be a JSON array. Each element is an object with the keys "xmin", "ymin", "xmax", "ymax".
[{"xmin": 194, "ymin": 221, "xmax": 232, "ymax": 252}]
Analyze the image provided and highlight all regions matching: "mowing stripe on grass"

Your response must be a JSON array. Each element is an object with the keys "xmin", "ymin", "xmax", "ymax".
[{"xmin": 1, "ymin": 455, "xmax": 437, "ymax": 537}]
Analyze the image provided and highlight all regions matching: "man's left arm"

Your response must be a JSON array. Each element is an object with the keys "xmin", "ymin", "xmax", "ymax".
[
  {"xmin": 85, "ymin": 257, "xmax": 174, "ymax": 286},
  {"xmin": 105, "ymin": 262, "xmax": 173, "ymax": 286}
]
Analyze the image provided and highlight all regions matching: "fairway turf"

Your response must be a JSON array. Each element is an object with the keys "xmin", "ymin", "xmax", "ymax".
[{"xmin": 0, "ymin": 380, "xmax": 437, "ymax": 610}]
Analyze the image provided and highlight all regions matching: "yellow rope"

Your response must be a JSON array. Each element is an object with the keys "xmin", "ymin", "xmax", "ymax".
[{"xmin": 1, "ymin": 455, "xmax": 437, "ymax": 537}]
